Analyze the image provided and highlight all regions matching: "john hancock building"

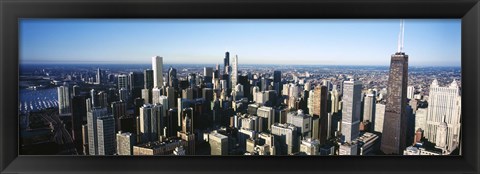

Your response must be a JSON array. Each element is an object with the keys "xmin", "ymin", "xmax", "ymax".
[{"xmin": 19, "ymin": 19, "xmax": 462, "ymax": 156}]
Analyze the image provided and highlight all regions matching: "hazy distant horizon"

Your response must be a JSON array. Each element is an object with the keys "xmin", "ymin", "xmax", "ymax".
[
  {"xmin": 20, "ymin": 19, "xmax": 461, "ymax": 66},
  {"xmin": 19, "ymin": 61, "xmax": 462, "ymax": 68}
]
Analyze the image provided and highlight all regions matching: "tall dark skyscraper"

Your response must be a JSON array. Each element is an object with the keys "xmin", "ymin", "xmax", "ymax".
[
  {"xmin": 129, "ymin": 72, "xmax": 144, "ymax": 91},
  {"xmin": 273, "ymin": 71, "xmax": 281, "ymax": 83},
  {"xmin": 381, "ymin": 20, "xmax": 409, "ymax": 155},
  {"xmin": 273, "ymin": 70, "xmax": 282, "ymax": 96},
  {"xmin": 313, "ymin": 85, "xmax": 328, "ymax": 144},
  {"xmin": 144, "ymin": 69, "xmax": 154, "ymax": 89},
  {"xmin": 129, "ymin": 72, "xmax": 145, "ymax": 101},
  {"xmin": 71, "ymin": 95, "xmax": 86, "ymax": 153},
  {"xmin": 223, "ymin": 52, "xmax": 230, "ymax": 74}
]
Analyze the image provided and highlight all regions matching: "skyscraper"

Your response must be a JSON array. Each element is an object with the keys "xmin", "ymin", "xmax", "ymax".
[
  {"xmin": 168, "ymin": 67, "xmax": 177, "ymax": 87},
  {"xmin": 374, "ymin": 103, "xmax": 386, "ymax": 133},
  {"xmin": 111, "ymin": 101, "xmax": 127, "ymax": 131},
  {"xmin": 87, "ymin": 107, "xmax": 108, "ymax": 155},
  {"xmin": 152, "ymin": 56, "xmax": 164, "ymax": 88},
  {"xmin": 71, "ymin": 95, "xmax": 86, "ymax": 153},
  {"xmin": 151, "ymin": 87, "xmax": 162, "ymax": 104},
  {"xmin": 139, "ymin": 104, "xmax": 163, "ymax": 143},
  {"xmin": 82, "ymin": 124, "xmax": 89, "ymax": 155},
  {"xmin": 204, "ymin": 67, "xmax": 213, "ymax": 84},
  {"xmin": 331, "ymin": 87, "xmax": 340, "ymax": 114},
  {"xmin": 381, "ymin": 20, "xmax": 409, "ymax": 155},
  {"xmin": 341, "ymin": 79, "xmax": 362, "ymax": 143},
  {"xmin": 141, "ymin": 88, "xmax": 152, "ymax": 104},
  {"xmin": 96, "ymin": 68, "xmax": 102, "ymax": 85},
  {"xmin": 273, "ymin": 70, "xmax": 282, "ymax": 96},
  {"xmin": 363, "ymin": 89, "xmax": 376, "ymax": 127},
  {"xmin": 158, "ymin": 95, "xmax": 169, "ymax": 120},
  {"xmin": 223, "ymin": 52, "xmax": 230, "ymax": 75},
  {"xmin": 313, "ymin": 85, "xmax": 328, "ymax": 118},
  {"xmin": 231, "ymin": 55, "xmax": 238, "ymax": 90},
  {"xmin": 407, "ymin": 86, "xmax": 415, "ymax": 99},
  {"xmin": 166, "ymin": 86, "xmax": 175, "ymax": 109},
  {"xmin": 97, "ymin": 91, "xmax": 108, "ymax": 109},
  {"xmin": 118, "ymin": 74, "xmax": 129, "ymax": 90},
  {"xmin": 129, "ymin": 71, "xmax": 145, "ymax": 100},
  {"xmin": 97, "ymin": 116, "xmax": 115, "ymax": 155},
  {"xmin": 144, "ymin": 69, "xmax": 154, "ymax": 89},
  {"xmin": 119, "ymin": 88, "xmax": 128, "ymax": 102},
  {"xmin": 415, "ymin": 108, "xmax": 428, "ymax": 131},
  {"xmin": 117, "ymin": 131, "xmax": 135, "ymax": 155},
  {"xmin": 425, "ymin": 79, "xmax": 461, "ymax": 152},
  {"xmin": 313, "ymin": 85, "xmax": 328, "ymax": 144},
  {"xmin": 209, "ymin": 131, "xmax": 228, "ymax": 155},
  {"xmin": 57, "ymin": 84, "xmax": 71, "ymax": 115},
  {"xmin": 72, "ymin": 85, "xmax": 80, "ymax": 96}
]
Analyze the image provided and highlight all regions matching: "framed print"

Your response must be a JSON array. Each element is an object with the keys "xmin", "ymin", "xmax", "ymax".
[{"xmin": 1, "ymin": 0, "xmax": 479, "ymax": 174}]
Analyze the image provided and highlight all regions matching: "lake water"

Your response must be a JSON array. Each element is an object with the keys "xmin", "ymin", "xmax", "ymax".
[{"xmin": 19, "ymin": 88, "xmax": 58, "ymax": 113}]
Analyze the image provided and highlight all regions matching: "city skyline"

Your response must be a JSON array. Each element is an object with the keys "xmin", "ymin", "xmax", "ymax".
[
  {"xmin": 19, "ymin": 51, "xmax": 462, "ymax": 156},
  {"xmin": 18, "ymin": 19, "xmax": 462, "ymax": 156},
  {"xmin": 20, "ymin": 19, "xmax": 460, "ymax": 66}
]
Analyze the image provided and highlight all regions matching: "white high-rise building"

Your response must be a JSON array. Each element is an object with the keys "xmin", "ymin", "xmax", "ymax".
[
  {"xmin": 87, "ymin": 107, "xmax": 108, "ymax": 155},
  {"xmin": 341, "ymin": 79, "xmax": 362, "ymax": 143},
  {"xmin": 141, "ymin": 88, "xmax": 151, "ymax": 104},
  {"xmin": 307, "ymin": 90, "xmax": 315, "ymax": 114},
  {"xmin": 407, "ymin": 86, "xmax": 415, "ymax": 99},
  {"xmin": 425, "ymin": 79, "xmax": 461, "ymax": 151},
  {"xmin": 363, "ymin": 89, "xmax": 376, "ymax": 123},
  {"xmin": 116, "ymin": 131, "xmax": 135, "ymax": 155},
  {"xmin": 140, "ymin": 104, "xmax": 163, "ymax": 143},
  {"xmin": 97, "ymin": 116, "xmax": 115, "ymax": 155},
  {"xmin": 152, "ymin": 56, "xmax": 164, "ymax": 88},
  {"xmin": 57, "ymin": 84, "xmax": 71, "ymax": 115},
  {"xmin": 330, "ymin": 88, "xmax": 340, "ymax": 114},
  {"xmin": 415, "ymin": 108, "xmax": 428, "ymax": 130},
  {"xmin": 374, "ymin": 103, "xmax": 385, "ymax": 133},
  {"xmin": 231, "ymin": 55, "xmax": 238, "ymax": 90},
  {"xmin": 151, "ymin": 87, "xmax": 162, "ymax": 104}
]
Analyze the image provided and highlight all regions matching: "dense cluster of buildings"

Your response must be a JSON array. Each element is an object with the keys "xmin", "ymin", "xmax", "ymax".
[{"xmin": 43, "ymin": 48, "xmax": 462, "ymax": 156}]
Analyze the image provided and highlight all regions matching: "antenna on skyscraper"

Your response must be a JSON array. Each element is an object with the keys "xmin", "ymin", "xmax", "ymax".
[{"xmin": 397, "ymin": 19, "xmax": 405, "ymax": 53}]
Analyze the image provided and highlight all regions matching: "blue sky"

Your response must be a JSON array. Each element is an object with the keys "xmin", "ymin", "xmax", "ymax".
[{"xmin": 19, "ymin": 19, "xmax": 461, "ymax": 66}]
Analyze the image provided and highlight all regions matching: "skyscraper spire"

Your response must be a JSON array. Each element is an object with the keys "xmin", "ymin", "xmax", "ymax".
[{"xmin": 397, "ymin": 19, "xmax": 405, "ymax": 53}]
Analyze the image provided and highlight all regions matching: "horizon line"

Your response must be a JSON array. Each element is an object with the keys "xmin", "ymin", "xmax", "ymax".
[{"xmin": 19, "ymin": 62, "xmax": 462, "ymax": 67}]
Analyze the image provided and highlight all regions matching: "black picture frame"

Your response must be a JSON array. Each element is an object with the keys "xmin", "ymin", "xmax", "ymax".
[{"xmin": 1, "ymin": 0, "xmax": 479, "ymax": 174}]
